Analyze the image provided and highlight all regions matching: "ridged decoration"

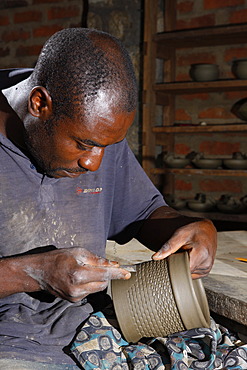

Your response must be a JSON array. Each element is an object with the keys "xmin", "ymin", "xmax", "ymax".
[{"xmin": 127, "ymin": 259, "xmax": 184, "ymax": 338}]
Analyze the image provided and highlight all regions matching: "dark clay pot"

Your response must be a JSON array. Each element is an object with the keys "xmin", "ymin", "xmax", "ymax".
[{"xmin": 190, "ymin": 63, "xmax": 219, "ymax": 82}]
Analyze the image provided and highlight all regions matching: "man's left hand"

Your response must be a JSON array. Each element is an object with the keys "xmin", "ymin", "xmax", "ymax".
[{"xmin": 152, "ymin": 219, "xmax": 217, "ymax": 279}]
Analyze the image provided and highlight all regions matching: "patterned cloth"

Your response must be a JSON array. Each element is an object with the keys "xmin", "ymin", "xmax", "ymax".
[{"xmin": 70, "ymin": 310, "xmax": 247, "ymax": 370}]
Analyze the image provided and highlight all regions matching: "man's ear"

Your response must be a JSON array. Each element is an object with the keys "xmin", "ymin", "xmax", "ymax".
[{"xmin": 28, "ymin": 87, "xmax": 52, "ymax": 119}]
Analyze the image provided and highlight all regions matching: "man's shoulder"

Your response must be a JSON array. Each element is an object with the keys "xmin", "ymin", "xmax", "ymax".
[{"xmin": 0, "ymin": 68, "xmax": 33, "ymax": 90}]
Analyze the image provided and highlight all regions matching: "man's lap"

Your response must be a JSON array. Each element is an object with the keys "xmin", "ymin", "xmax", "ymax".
[{"xmin": 0, "ymin": 359, "xmax": 79, "ymax": 369}]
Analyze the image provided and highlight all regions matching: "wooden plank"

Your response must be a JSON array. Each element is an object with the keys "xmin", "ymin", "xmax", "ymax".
[
  {"xmin": 152, "ymin": 124, "xmax": 247, "ymax": 133},
  {"xmin": 155, "ymin": 92, "xmax": 170, "ymax": 105},
  {"xmin": 164, "ymin": 0, "xmax": 176, "ymax": 31},
  {"xmin": 151, "ymin": 168, "xmax": 247, "ymax": 176},
  {"xmin": 180, "ymin": 210, "xmax": 247, "ymax": 223},
  {"xmin": 155, "ymin": 23, "xmax": 247, "ymax": 52},
  {"xmin": 154, "ymin": 79, "xmax": 247, "ymax": 94},
  {"xmin": 142, "ymin": 0, "xmax": 158, "ymax": 181}
]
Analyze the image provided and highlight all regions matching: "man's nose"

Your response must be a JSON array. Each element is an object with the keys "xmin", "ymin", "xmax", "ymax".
[{"xmin": 78, "ymin": 147, "xmax": 105, "ymax": 172}]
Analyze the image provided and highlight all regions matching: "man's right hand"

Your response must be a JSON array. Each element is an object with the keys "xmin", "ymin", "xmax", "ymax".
[{"xmin": 0, "ymin": 247, "xmax": 131, "ymax": 302}]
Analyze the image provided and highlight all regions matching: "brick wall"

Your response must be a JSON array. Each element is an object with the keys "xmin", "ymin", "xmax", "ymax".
[
  {"xmin": 0, "ymin": 0, "xmax": 142, "ymax": 156},
  {"xmin": 0, "ymin": 0, "xmax": 83, "ymax": 68},
  {"xmin": 162, "ymin": 0, "xmax": 247, "ymax": 200}
]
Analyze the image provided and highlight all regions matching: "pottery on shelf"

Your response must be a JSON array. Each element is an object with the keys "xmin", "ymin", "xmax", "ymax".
[
  {"xmin": 241, "ymin": 195, "xmax": 247, "ymax": 206},
  {"xmin": 223, "ymin": 152, "xmax": 247, "ymax": 170},
  {"xmin": 231, "ymin": 97, "xmax": 247, "ymax": 121},
  {"xmin": 192, "ymin": 152, "xmax": 222, "ymax": 169},
  {"xmin": 165, "ymin": 194, "xmax": 186, "ymax": 210},
  {"xmin": 216, "ymin": 194, "xmax": 246, "ymax": 214},
  {"xmin": 232, "ymin": 59, "xmax": 247, "ymax": 79},
  {"xmin": 187, "ymin": 193, "xmax": 216, "ymax": 212},
  {"xmin": 189, "ymin": 63, "xmax": 219, "ymax": 82},
  {"xmin": 162, "ymin": 152, "xmax": 190, "ymax": 168}
]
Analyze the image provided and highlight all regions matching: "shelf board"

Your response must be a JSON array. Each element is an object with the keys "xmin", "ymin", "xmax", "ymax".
[
  {"xmin": 152, "ymin": 124, "xmax": 247, "ymax": 133},
  {"xmin": 154, "ymin": 23, "xmax": 247, "ymax": 54},
  {"xmin": 151, "ymin": 168, "xmax": 247, "ymax": 177},
  {"xmin": 178, "ymin": 209, "xmax": 247, "ymax": 223},
  {"xmin": 155, "ymin": 79, "xmax": 247, "ymax": 94},
  {"xmin": 152, "ymin": 123, "xmax": 247, "ymax": 134}
]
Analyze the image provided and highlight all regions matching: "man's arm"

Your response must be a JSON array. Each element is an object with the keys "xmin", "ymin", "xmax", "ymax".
[
  {"xmin": 0, "ymin": 248, "xmax": 131, "ymax": 301},
  {"xmin": 136, "ymin": 206, "xmax": 217, "ymax": 279}
]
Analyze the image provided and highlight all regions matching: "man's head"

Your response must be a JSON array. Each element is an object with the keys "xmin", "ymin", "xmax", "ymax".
[{"xmin": 23, "ymin": 28, "xmax": 137, "ymax": 177}]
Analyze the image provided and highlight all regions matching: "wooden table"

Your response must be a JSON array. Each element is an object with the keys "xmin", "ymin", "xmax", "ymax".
[{"xmin": 203, "ymin": 230, "xmax": 247, "ymax": 334}]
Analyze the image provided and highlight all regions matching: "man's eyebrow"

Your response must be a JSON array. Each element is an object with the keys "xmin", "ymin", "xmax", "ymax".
[{"xmin": 73, "ymin": 137, "xmax": 125, "ymax": 147}]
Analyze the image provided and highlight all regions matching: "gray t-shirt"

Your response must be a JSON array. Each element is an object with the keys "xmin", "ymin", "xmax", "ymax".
[{"xmin": 0, "ymin": 73, "xmax": 165, "ymax": 364}]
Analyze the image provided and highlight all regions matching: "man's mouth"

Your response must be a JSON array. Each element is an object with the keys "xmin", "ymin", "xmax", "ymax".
[
  {"xmin": 46, "ymin": 169, "xmax": 88, "ymax": 178},
  {"xmin": 60, "ymin": 170, "xmax": 87, "ymax": 178}
]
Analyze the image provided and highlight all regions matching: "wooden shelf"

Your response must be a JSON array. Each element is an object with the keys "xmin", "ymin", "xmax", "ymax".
[
  {"xmin": 179, "ymin": 209, "xmax": 247, "ymax": 223},
  {"xmin": 142, "ymin": 1, "xmax": 247, "ymax": 222},
  {"xmin": 155, "ymin": 23, "xmax": 247, "ymax": 57},
  {"xmin": 151, "ymin": 168, "xmax": 247, "ymax": 177},
  {"xmin": 155, "ymin": 79, "xmax": 247, "ymax": 94},
  {"xmin": 152, "ymin": 124, "xmax": 247, "ymax": 133}
]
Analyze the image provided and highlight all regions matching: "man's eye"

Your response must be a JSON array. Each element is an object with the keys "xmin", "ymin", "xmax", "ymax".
[{"xmin": 76, "ymin": 142, "xmax": 93, "ymax": 151}]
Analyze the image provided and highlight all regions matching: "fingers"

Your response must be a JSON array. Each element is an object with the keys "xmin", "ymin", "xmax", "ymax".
[
  {"xmin": 189, "ymin": 246, "xmax": 213, "ymax": 279},
  {"xmin": 152, "ymin": 219, "xmax": 217, "ymax": 279},
  {"xmin": 152, "ymin": 227, "xmax": 192, "ymax": 260},
  {"xmin": 70, "ymin": 264, "xmax": 131, "ymax": 285},
  {"xmin": 54, "ymin": 281, "xmax": 110, "ymax": 303},
  {"xmin": 46, "ymin": 264, "xmax": 131, "ymax": 302},
  {"xmin": 68, "ymin": 248, "xmax": 131, "ymax": 281},
  {"xmin": 39, "ymin": 247, "xmax": 132, "ymax": 301},
  {"xmin": 63, "ymin": 266, "xmax": 131, "ymax": 302},
  {"xmin": 69, "ymin": 247, "xmax": 119, "ymax": 267}
]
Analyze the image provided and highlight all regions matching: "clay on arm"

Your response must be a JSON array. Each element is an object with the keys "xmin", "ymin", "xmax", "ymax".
[{"xmin": 0, "ymin": 248, "xmax": 131, "ymax": 301}]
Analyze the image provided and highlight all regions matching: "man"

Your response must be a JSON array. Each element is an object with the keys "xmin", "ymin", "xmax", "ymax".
[{"xmin": 0, "ymin": 28, "xmax": 217, "ymax": 368}]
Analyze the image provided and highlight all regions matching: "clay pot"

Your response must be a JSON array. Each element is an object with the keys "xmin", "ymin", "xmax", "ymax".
[
  {"xmin": 192, "ymin": 152, "xmax": 222, "ymax": 169},
  {"xmin": 223, "ymin": 152, "xmax": 247, "ymax": 169},
  {"xmin": 111, "ymin": 252, "xmax": 210, "ymax": 343},
  {"xmin": 223, "ymin": 159, "xmax": 247, "ymax": 169},
  {"xmin": 169, "ymin": 198, "xmax": 186, "ymax": 210},
  {"xmin": 163, "ymin": 152, "xmax": 190, "ymax": 168},
  {"xmin": 217, "ymin": 194, "xmax": 246, "ymax": 214},
  {"xmin": 193, "ymin": 158, "xmax": 222, "ymax": 169},
  {"xmin": 189, "ymin": 63, "xmax": 219, "ymax": 82},
  {"xmin": 231, "ymin": 98, "xmax": 247, "ymax": 121},
  {"xmin": 232, "ymin": 59, "xmax": 247, "ymax": 79},
  {"xmin": 187, "ymin": 200, "xmax": 215, "ymax": 212},
  {"xmin": 187, "ymin": 193, "xmax": 216, "ymax": 212}
]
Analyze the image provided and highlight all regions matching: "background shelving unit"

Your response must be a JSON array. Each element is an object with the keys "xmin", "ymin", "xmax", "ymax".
[{"xmin": 142, "ymin": 0, "xmax": 247, "ymax": 227}]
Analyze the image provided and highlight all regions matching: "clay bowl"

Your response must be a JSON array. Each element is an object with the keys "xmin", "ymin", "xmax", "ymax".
[
  {"xmin": 192, "ymin": 158, "xmax": 222, "ymax": 169},
  {"xmin": 111, "ymin": 252, "xmax": 210, "ymax": 343},
  {"xmin": 223, "ymin": 159, "xmax": 247, "ymax": 170},
  {"xmin": 187, "ymin": 200, "xmax": 215, "ymax": 212},
  {"xmin": 232, "ymin": 59, "xmax": 247, "ymax": 79},
  {"xmin": 189, "ymin": 63, "xmax": 219, "ymax": 82},
  {"xmin": 164, "ymin": 157, "xmax": 190, "ymax": 168},
  {"xmin": 169, "ymin": 199, "xmax": 187, "ymax": 210},
  {"xmin": 217, "ymin": 202, "xmax": 246, "ymax": 214},
  {"xmin": 231, "ymin": 98, "xmax": 247, "ymax": 121}
]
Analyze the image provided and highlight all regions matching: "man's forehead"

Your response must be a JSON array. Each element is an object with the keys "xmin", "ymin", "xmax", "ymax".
[{"xmin": 85, "ymin": 88, "xmax": 121, "ymax": 117}]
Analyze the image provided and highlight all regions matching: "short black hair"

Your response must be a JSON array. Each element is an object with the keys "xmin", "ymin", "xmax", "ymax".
[{"xmin": 30, "ymin": 28, "xmax": 137, "ymax": 119}]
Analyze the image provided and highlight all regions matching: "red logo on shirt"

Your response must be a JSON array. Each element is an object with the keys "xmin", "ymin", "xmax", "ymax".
[{"xmin": 76, "ymin": 186, "xmax": 103, "ymax": 195}]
